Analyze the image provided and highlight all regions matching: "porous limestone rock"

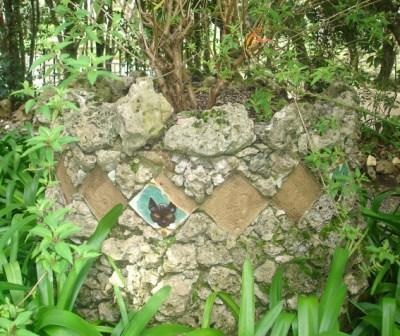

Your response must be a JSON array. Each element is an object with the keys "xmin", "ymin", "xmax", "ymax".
[
  {"xmin": 254, "ymin": 260, "xmax": 277, "ymax": 284},
  {"xmin": 0, "ymin": 99, "xmax": 12, "ymax": 119},
  {"xmin": 164, "ymin": 103, "xmax": 256, "ymax": 156},
  {"xmin": 115, "ymin": 77, "xmax": 173, "ymax": 155},
  {"xmin": 64, "ymin": 103, "xmax": 118, "ymax": 153},
  {"xmin": 154, "ymin": 274, "xmax": 199, "ymax": 317},
  {"xmin": 163, "ymin": 244, "xmax": 197, "ymax": 273},
  {"xmin": 262, "ymin": 104, "xmax": 303, "ymax": 151},
  {"xmin": 207, "ymin": 266, "xmax": 240, "ymax": 293},
  {"xmin": 65, "ymin": 198, "xmax": 99, "ymax": 238},
  {"xmin": 96, "ymin": 150, "xmax": 120, "ymax": 172}
]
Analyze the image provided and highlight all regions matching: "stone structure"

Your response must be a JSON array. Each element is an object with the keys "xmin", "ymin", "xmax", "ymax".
[{"xmin": 47, "ymin": 77, "xmax": 367, "ymax": 333}]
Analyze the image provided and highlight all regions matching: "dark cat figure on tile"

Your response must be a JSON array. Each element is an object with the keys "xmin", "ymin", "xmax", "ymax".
[{"xmin": 148, "ymin": 197, "xmax": 177, "ymax": 228}]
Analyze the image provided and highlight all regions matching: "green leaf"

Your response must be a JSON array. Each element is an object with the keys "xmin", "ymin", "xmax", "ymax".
[
  {"xmin": 15, "ymin": 329, "xmax": 40, "ymax": 336},
  {"xmin": 85, "ymin": 27, "xmax": 100, "ymax": 43},
  {"xmin": 182, "ymin": 329, "xmax": 224, "ymax": 336},
  {"xmin": 87, "ymin": 71, "xmax": 98, "ymax": 85},
  {"xmin": 55, "ymin": 242, "xmax": 73, "ymax": 264},
  {"xmin": 0, "ymin": 281, "xmax": 27, "ymax": 292},
  {"xmin": 37, "ymin": 262, "xmax": 54, "ymax": 306},
  {"xmin": 298, "ymin": 296, "xmax": 319, "ymax": 336},
  {"xmin": 382, "ymin": 297, "xmax": 396, "ymax": 336},
  {"xmin": 319, "ymin": 248, "xmax": 348, "ymax": 333},
  {"xmin": 25, "ymin": 99, "xmax": 36, "ymax": 113},
  {"xmin": 255, "ymin": 301, "xmax": 283, "ymax": 336},
  {"xmin": 56, "ymin": 204, "xmax": 123, "ymax": 310},
  {"xmin": 29, "ymin": 226, "xmax": 52, "ymax": 239},
  {"xmin": 214, "ymin": 292, "xmax": 239, "ymax": 320},
  {"xmin": 269, "ymin": 267, "xmax": 284, "ymax": 309},
  {"xmin": 141, "ymin": 324, "xmax": 193, "ymax": 336},
  {"xmin": 239, "ymin": 258, "xmax": 255, "ymax": 336},
  {"xmin": 30, "ymin": 54, "xmax": 54, "ymax": 72},
  {"xmin": 121, "ymin": 286, "xmax": 171, "ymax": 336},
  {"xmin": 3, "ymin": 261, "xmax": 24, "ymax": 304},
  {"xmin": 202, "ymin": 292, "xmax": 218, "ymax": 328},
  {"xmin": 270, "ymin": 313, "xmax": 295, "ymax": 336},
  {"xmin": 35, "ymin": 307, "xmax": 101, "ymax": 336}
]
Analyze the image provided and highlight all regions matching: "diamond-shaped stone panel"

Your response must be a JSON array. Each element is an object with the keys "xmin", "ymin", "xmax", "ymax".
[
  {"xmin": 154, "ymin": 173, "xmax": 198, "ymax": 214},
  {"xmin": 201, "ymin": 174, "xmax": 268, "ymax": 235},
  {"xmin": 272, "ymin": 163, "xmax": 321, "ymax": 222},
  {"xmin": 56, "ymin": 154, "xmax": 76, "ymax": 203},
  {"xmin": 81, "ymin": 165, "xmax": 127, "ymax": 220}
]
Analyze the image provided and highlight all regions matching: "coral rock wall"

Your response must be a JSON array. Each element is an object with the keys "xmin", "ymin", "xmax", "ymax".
[{"xmin": 47, "ymin": 77, "xmax": 366, "ymax": 333}]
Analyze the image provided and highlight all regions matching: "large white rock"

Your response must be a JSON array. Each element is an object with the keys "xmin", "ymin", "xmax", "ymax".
[
  {"xmin": 115, "ymin": 77, "xmax": 173, "ymax": 155},
  {"xmin": 164, "ymin": 103, "xmax": 256, "ymax": 156}
]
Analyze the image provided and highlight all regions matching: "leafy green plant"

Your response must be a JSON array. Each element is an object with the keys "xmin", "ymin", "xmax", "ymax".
[
  {"xmin": 313, "ymin": 116, "xmax": 339, "ymax": 136},
  {"xmin": 0, "ymin": 204, "xmax": 123, "ymax": 336},
  {"xmin": 247, "ymin": 89, "xmax": 274, "ymax": 122},
  {"xmin": 327, "ymin": 163, "xmax": 369, "ymax": 200},
  {"xmin": 203, "ymin": 247, "xmax": 350, "ymax": 336},
  {"xmin": 305, "ymin": 147, "xmax": 346, "ymax": 174},
  {"xmin": 361, "ymin": 189, "xmax": 400, "ymax": 274}
]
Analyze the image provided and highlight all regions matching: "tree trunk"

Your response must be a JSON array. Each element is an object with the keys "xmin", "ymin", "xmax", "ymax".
[
  {"xmin": 28, "ymin": 0, "xmax": 40, "ymax": 82},
  {"xmin": 105, "ymin": 2, "xmax": 114, "ymax": 71},
  {"xmin": 2, "ymin": 0, "xmax": 25, "ymax": 94},
  {"xmin": 376, "ymin": 39, "xmax": 396, "ymax": 86},
  {"xmin": 96, "ymin": 4, "xmax": 105, "ymax": 64}
]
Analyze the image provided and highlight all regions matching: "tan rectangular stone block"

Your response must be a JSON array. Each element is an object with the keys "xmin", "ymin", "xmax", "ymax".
[
  {"xmin": 81, "ymin": 165, "xmax": 127, "ymax": 220},
  {"xmin": 201, "ymin": 174, "xmax": 269, "ymax": 235},
  {"xmin": 56, "ymin": 154, "xmax": 76, "ymax": 204},
  {"xmin": 272, "ymin": 163, "xmax": 321, "ymax": 222}
]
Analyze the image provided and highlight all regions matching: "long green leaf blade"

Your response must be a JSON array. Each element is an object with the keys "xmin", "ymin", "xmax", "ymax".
[
  {"xmin": 202, "ymin": 292, "xmax": 218, "ymax": 328},
  {"xmin": 382, "ymin": 297, "xmax": 396, "ymax": 336},
  {"xmin": 141, "ymin": 324, "xmax": 193, "ymax": 336},
  {"xmin": 255, "ymin": 301, "xmax": 283, "ymax": 336},
  {"xmin": 269, "ymin": 268, "xmax": 283, "ymax": 309},
  {"xmin": 35, "ymin": 307, "xmax": 101, "ymax": 336},
  {"xmin": 216, "ymin": 292, "xmax": 240, "ymax": 320},
  {"xmin": 121, "ymin": 286, "xmax": 171, "ymax": 336},
  {"xmin": 239, "ymin": 258, "xmax": 255, "ymax": 336},
  {"xmin": 298, "ymin": 296, "xmax": 318, "ymax": 336},
  {"xmin": 320, "ymin": 248, "xmax": 348, "ymax": 333},
  {"xmin": 271, "ymin": 313, "xmax": 295, "ymax": 336},
  {"xmin": 56, "ymin": 204, "xmax": 123, "ymax": 310}
]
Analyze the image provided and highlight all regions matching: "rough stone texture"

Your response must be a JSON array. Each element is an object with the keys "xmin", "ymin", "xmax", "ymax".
[
  {"xmin": 0, "ymin": 99, "xmax": 12, "ymax": 119},
  {"xmin": 254, "ymin": 260, "xmax": 277, "ymax": 284},
  {"xmin": 164, "ymin": 103, "xmax": 256, "ymax": 156},
  {"xmin": 65, "ymin": 102, "xmax": 118, "ymax": 154},
  {"xmin": 115, "ymin": 77, "xmax": 173, "ymax": 155},
  {"xmin": 208, "ymin": 266, "xmax": 240, "ymax": 293},
  {"xmin": 65, "ymin": 198, "xmax": 99, "ymax": 238},
  {"xmin": 56, "ymin": 76, "xmax": 173, "ymax": 190},
  {"xmin": 96, "ymin": 150, "xmax": 120, "ymax": 172},
  {"xmin": 163, "ymin": 244, "xmax": 197, "ymax": 272},
  {"xmin": 47, "ymin": 83, "xmax": 366, "ymax": 334}
]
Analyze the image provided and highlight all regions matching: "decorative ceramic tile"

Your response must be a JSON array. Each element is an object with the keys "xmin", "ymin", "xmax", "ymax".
[
  {"xmin": 129, "ymin": 181, "xmax": 191, "ymax": 230},
  {"xmin": 81, "ymin": 165, "xmax": 128, "ymax": 220},
  {"xmin": 272, "ymin": 163, "xmax": 321, "ymax": 222},
  {"xmin": 201, "ymin": 174, "xmax": 268, "ymax": 235},
  {"xmin": 56, "ymin": 154, "xmax": 76, "ymax": 203}
]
